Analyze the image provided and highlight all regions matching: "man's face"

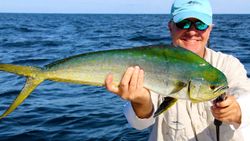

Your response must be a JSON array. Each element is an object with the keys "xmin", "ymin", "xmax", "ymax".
[{"xmin": 169, "ymin": 18, "xmax": 212, "ymax": 57}]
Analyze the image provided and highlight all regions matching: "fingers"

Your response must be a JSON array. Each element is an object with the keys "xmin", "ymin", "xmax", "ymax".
[
  {"xmin": 105, "ymin": 66, "xmax": 140, "ymax": 95},
  {"xmin": 105, "ymin": 66, "xmax": 146, "ymax": 101},
  {"xmin": 211, "ymin": 106, "xmax": 233, "ymax": 119},
  {"xmin": 214, "ymin": 96, "xmax": 233, "ymax": 107},
  {"xmin": 105, "ymin": 73, "xmax": 119, "ymax": 94},
  {"xmin": 212, "ymin": 107, "xmax": 239, "ymax": 123},
  {"xmin": 119, "ymin": 66, "xmax": 143, "ymax": 100},
  {"xmin": 105, "ymin": 66, "xmax": 152, "ymax": 118},
  {"xmin": 212, "ymin": 96, "xmax": 232, "ymax": 115},
  {"xmin": 120, "ymin": 67, "xmax": 135, "ymax": 93},
  {"xmin": 105, "ymin": 66, "xmax": 141, "ymax": 93},
  {"xmin": 211, "ymin": 95, "xmax": 241, "ymax": 124},
  {"xmin": 212, "ymin": 106, "xmax": 231, "ymax": 116},
  {"xmin": 137, "ymin": 69, "xmax": 144, "ymax": 89},
  {"xmin": 129, "ymin": 66, "xmax": 140, "ymax": 92}
]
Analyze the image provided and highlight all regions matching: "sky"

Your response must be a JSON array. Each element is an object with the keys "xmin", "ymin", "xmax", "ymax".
[{"xmin": 0, "ymin": 0, "xmax": 250, "ymax": 14}]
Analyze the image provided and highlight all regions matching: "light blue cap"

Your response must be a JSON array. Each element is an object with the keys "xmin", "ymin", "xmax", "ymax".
[{"xmin": 170, "ymin": 0, "xmax": 213, "ymax": 25}]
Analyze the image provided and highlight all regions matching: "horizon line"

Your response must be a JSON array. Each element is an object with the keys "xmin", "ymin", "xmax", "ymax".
[{"xmin": 1, "ymin": 12, "xmax": 250, "ymax": 15}]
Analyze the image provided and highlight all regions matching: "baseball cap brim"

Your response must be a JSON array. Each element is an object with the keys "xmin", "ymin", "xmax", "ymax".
[{"xmin": 173, "ymin": 11, "xmax": 212, "ymax": 25}]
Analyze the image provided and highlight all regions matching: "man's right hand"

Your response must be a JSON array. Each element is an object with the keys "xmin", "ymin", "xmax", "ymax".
[{"xmin": 104, "ymin": 66, "xmax": 153, "ymax": 118}]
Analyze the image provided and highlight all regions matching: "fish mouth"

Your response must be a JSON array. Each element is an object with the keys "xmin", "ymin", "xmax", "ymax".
[{"xmin": 214, "ymin": 85, "xmax": 229, "ymax": 93}]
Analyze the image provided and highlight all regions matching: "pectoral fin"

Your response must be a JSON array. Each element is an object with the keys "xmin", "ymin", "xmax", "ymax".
[
  {"xmin": 153, "ymin": 97, "xmax": 177, "ymax": 118},
  {"xmin": 170, "ymin": 81, "xmax": 187, "ymax": 94}
]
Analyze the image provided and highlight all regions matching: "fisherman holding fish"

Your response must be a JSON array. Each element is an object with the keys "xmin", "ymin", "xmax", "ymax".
[
  {"xmin": 105, "ymin": 0, "xmax": 250, "ymax": 140},
  {"xmin": 0, "ymin": 0, "xmax": 249, "ymax": 140}
]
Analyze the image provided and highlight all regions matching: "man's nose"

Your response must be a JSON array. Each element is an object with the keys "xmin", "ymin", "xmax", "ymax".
[{"xmin": 186, "ymin": 26, "xmax": 198, "ymax": 35}]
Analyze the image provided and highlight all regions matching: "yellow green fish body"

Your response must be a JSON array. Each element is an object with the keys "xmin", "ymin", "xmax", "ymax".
[{"xmin": 0, "ymin": 45, "xmax": 228, "ymax": 119}]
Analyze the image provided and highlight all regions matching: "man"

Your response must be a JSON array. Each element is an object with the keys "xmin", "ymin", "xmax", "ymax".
[{"xmin": 105, "ymin": 0, "xmax": 250, "ymax": 140}]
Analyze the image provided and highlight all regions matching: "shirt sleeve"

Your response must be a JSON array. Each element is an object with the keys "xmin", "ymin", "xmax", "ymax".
[
  {"xmin": 236, "ymin": 89, "xmax": 250, "ymax": 129},
  {"xmin": 123, "ymin": 91, "xmax": 159, "ymax": 130},
  {"xmin": 223, "ymin": 55, "xmax": 250, "ymax": 130}
]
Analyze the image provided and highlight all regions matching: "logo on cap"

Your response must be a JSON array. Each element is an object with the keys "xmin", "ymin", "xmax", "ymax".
[{"xmin": 187, "ymin": 1, "xmax": 201, "ymax": 5}]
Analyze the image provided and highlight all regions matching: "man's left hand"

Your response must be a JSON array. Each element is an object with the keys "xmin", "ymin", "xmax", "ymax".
[{"xmin": 211, "ymin": 95, "xmax": 241, "ymax": 125}]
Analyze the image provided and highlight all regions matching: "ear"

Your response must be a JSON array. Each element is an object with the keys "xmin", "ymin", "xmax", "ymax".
[
  {"xmin": 206, "ymin": 24, "xmax": 213, "ymax": 33},
  {"xmin": 206, "ymin": 25, "xmax": 213, "ymax": 35}
]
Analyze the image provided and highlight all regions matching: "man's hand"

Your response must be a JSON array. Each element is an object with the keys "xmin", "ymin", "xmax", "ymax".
[
  {"xmin": 105, "ymin": 66, "xmax": 153, "ymax": 118},
  {"xmin": 211, "ymin": 95, "xmax": 241, "ymax": 125}
]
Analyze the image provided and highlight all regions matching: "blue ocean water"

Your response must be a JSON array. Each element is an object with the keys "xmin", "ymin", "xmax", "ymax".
[{"xmin": 0, "ymin": 14, "xmax": 249, "ymax": 141}]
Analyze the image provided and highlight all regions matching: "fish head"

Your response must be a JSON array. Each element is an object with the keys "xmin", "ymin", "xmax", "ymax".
[{"xmin": 188, "ymin": 69, "xmax": 228, "ymax": 102}]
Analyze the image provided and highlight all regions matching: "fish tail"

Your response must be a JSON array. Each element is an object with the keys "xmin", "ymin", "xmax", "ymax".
[
  {"xmin": 0, "ymin": 64, "xmax": 45, "ymax": 119},
  {"xmin": 0, "ymin": 64, "xmax": 42, "ymax": 77}
]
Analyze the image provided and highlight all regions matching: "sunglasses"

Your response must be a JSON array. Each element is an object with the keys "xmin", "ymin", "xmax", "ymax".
[{"xmin": 175, "ymin": 19, "xmax": 209, "ymax": 31}]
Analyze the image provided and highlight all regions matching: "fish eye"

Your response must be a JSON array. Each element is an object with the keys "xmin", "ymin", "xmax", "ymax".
[{"xmin": 210, "ymin": 85, "xmax": 216, "ymax": 90}]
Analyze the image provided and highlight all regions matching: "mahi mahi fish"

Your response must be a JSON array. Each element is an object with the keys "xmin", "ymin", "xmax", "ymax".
[{"xmin": 0, "ymin": 44, "xmax": 228, "ymax": 119}]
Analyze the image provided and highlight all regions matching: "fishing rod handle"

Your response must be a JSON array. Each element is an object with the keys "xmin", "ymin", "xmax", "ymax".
[{"xmin": 213, "ymin": 93, "xmax": 227, "ymax": 125}]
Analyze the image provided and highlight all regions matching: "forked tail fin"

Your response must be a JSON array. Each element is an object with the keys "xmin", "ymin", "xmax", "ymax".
[
  {"xmin": 0, "ymin": 64, "xmax": 42, "ymax": 77},
  {"xmin": 0, "ymin": 64, "xmax": 45, "ymax": 119}
]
